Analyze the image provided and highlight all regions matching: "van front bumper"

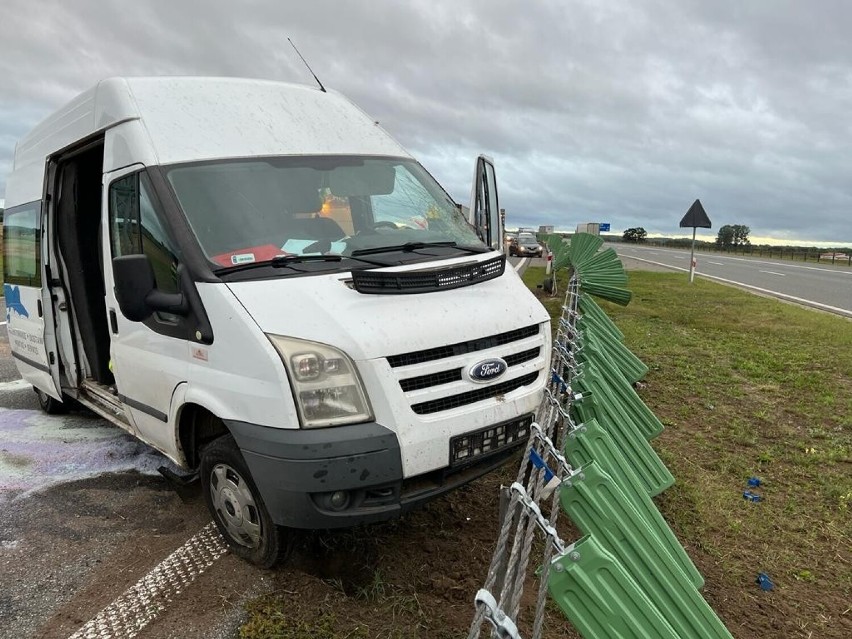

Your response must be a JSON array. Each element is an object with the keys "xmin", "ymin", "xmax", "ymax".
[{"xmin": 225, "ymin": 419, "xmax": 522, "ymax": 529}]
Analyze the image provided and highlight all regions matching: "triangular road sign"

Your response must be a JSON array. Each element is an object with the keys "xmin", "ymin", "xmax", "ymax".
[{"xmin": 679, "ymin": 199, "xmax": 712, "ymax": 228}]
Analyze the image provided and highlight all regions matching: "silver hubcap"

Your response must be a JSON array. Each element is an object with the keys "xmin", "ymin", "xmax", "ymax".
[{"xmin": 210, "ymin": 463, "xmax": 262, "ymax": 548}]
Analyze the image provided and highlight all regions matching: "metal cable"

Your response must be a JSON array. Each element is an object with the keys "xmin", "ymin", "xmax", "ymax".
[
  {"xmin": 468, "ymin": 272, "xmax": 580, "ymax": 639},
  {"xmin": 531, "ymin": 276, "xmax": 581, "ymax": 638}
]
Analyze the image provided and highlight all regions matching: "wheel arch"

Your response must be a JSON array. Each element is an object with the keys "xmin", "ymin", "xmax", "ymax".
[{"xmin": 176, "ymin": 402, "xmax": 230, "ymax": 470}]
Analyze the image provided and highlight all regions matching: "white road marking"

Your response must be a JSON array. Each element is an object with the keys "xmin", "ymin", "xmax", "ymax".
[
  {"xmin": 0, "ymin": 378, "xmax": 30, "ymax": 393},
  {"xmin": 617, "ymin": 254, "xmax": 852, "ymax": 319},
  {"xmin": 68, "ymin": 523, "xmax": 228, "ymax": 639},
  {"xmin": 760, "ymin": 270, "xmax": 787, "ymax": 277},
  {"xmin": 714, "ymin": 256, "xmax": 852, "ymax": 275},
  {"xmin": 513, "ymin": 258, "xmax": 529, "ymax": 272},
  {"xmin": 622, "ymin": 246, "xmax": 852, "ymax": 276},
  {"xmin": 708, "ymin": 261, "xmax": 724, "ymax": 266},
  {"xmin": 0, "ymin": 321, "xmax": 7, "ymax": 326}
]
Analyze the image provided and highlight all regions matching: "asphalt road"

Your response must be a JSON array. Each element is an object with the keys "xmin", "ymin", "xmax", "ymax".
[
  {"xmin": 0, "ymin": 295, "xmax": 262, "ymax": 639},
  {"xmin": 611, "ymin": 243, "xmax": 852, "ymax": 318}
]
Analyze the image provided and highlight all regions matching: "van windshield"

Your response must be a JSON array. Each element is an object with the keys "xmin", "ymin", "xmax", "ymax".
[{"xmin": 164, "ymin": 156, "xmax": 486, "ymax": 270}]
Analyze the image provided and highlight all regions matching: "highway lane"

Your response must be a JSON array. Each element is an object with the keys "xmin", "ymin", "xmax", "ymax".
[{"xmin": 611, "ymin": 243, "xmax": 852, "ymax": 318}]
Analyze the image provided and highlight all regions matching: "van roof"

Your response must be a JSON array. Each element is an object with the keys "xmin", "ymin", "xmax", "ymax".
[{"xmin": 5, "ymin": 77, "xmax": 411, "ymax": 206}]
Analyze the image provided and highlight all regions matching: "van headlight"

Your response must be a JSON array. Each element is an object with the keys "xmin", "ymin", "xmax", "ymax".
[{"xmin": 267, "ymin": 335, "xmax": 373, "ymax": 428}]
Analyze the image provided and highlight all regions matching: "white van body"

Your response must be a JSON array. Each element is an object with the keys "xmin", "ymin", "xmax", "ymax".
[{"xmin": 3, "ymin": 78, "xmax": 549, "ymax": 564}]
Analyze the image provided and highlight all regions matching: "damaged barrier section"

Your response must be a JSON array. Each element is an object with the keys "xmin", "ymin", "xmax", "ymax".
[{"xmin": 467, "ymin": 233, "xmax": 732, "ymax": 638}]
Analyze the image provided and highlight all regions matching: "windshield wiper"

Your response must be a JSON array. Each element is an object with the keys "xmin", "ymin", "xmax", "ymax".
[
  {"xmin": 270, "ymin": 254, "xmax": 342, "ymax": 266},
  {"xmin": 216, "ymin": 253, "xmax": 386, "ymax": 275},
  {"xmin": 351, "ymin": 241, "xmax": 490, "ymax": 257},
  {"xmin": 271, "ymin": 254, "xmax": 393, "ymax": 268},
  {"xmin": 215, "ymin": 254, "xmax": 341, "ymax": 275}
]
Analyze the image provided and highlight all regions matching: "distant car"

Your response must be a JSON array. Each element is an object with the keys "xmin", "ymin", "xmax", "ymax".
[{"xmin": 509, "ymin": 233, "xmax": 543, "ymax": 257}]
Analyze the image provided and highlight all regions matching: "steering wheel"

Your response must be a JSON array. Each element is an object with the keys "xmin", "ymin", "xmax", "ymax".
[{"xmin": 371, "ymin": 221, "xmax": 399, "ymax": 230}]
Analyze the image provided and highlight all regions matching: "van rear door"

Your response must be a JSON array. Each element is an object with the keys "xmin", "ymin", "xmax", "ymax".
[{"xmin": 3, "ymin": 201, "xmax": 63, "ymax": 399}]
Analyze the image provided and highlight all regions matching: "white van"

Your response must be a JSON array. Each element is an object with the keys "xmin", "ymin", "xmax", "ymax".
[{"xmin": 2, "ymin": 77, "xmax": 549, "ymax": 566}]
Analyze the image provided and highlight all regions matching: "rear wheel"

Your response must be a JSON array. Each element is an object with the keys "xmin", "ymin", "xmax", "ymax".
[
  {"xmin": 34, "ymin": 388, "xmax": 68, "ymax": 415},
  {"xmin": 200, "ymin": 434, "xmax": 289, "ymax": 568}
]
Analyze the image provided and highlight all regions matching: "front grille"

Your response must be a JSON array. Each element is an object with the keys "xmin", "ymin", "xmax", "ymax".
[
  {"xmin": 352, "ymin": 255, "xmax": 505, "ymax": 295},
  {"xmin": 504, "ymin": 347, "xmax": 540, "ymax": 367},
  {"xmin": 398, "ymin": 346, "xmax": 541, "ymax": 393},
  {"xmin": 410, "ymin": 372, "xmax": 540, "ymax": 415},
  {"xmin": 387, "ymin": 324, "xmax": 540, "ymax": 368},
  {"xmin": 399, "ymin": 369, "xmax": 463, "ymax": 392}
]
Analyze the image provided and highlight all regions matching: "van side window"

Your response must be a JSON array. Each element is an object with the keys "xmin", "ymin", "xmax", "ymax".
[
  {"xmin": 2, "ymin": 201, "xmax": 42, "ymax": 287},
  {"xmin": 109, "ymin": 172, "xmax": 180, "ymax": 296}
]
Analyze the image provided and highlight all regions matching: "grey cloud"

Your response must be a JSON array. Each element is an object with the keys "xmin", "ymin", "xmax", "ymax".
[{"xmin": 1, "ymin": 0, "xmax": 850, "ymax": 242}]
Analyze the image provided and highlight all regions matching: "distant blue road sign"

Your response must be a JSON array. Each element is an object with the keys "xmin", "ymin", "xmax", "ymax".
[{"xmin": 600, "ymin": 223, "xmax": 611, "ymax": 232}]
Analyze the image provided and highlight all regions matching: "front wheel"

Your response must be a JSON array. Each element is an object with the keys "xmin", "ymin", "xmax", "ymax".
[
  {"xmin": 35, "ymin": 388, "xmax": 68, "ymax": 415},
  {"xmin": 200, "ymin": 435, "xmax": 289, "ymax": 568}
]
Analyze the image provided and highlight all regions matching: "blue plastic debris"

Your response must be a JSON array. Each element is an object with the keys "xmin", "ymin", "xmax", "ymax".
[
  {"xmin": 747, "ymin": 477, "xmax": 762, "ymax": 488},
  {"xmin": 529, "ymin": 449, "xmax": 555, "ymax": 483},
  {"xmin": 743, "ymin": 491, "xmax": 762, "ymax": 502},
  {"xmin": 756, "ymin": 573, "xmax": 774, "ymax": 591},
  {"xmin": 550, "ymin": 371, "xmax": 568, "ymax": 393}
]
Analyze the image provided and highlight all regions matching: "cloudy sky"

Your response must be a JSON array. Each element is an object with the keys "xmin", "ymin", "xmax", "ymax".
[{"xmin": 1, "ymin": 0, "xmax": 851, "ymax": 245}]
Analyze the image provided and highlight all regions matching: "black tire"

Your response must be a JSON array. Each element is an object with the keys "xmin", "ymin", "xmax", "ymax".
[
  {"xmin": 200, "ymin": 434, "xmax": 288, "ymax": 568},
  {"xmin": 35, "ymin": 388, "xmax": 69, "ymax": 415}
]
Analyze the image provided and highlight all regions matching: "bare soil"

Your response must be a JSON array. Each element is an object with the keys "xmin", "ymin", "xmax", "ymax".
[{"xmin": 239, "ymin": 458, "xmax": 582, "ymax": 639}]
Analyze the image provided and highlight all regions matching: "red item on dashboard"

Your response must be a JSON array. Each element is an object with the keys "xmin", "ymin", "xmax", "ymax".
[{"xmin": 211, "ymin": 244, "xmax": 287, "ymax": 268}]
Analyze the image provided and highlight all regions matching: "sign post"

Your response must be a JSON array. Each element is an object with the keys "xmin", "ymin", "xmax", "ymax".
[{"xmin": 679, "ymin": 200, "xmax": 712, "ymax": 283}]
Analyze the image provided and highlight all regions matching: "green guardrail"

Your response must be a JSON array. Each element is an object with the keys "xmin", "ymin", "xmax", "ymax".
[{"xmin": 542, "ymin": 233, "xmax": 732, "ymax": 639}]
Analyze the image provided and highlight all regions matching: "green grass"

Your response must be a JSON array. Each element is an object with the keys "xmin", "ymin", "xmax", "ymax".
[{"xmin": 529, "ymin": 266, "xmax": 852, "ymax": 638}]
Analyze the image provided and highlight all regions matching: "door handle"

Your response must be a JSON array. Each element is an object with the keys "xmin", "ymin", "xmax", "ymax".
[
  {"xmin": 37, "ymin": 299, "xmax": 43, "ymax": 317},
  {"xmin": 109, "ymin": 309, "xmax": 119, "ymax": 334}
]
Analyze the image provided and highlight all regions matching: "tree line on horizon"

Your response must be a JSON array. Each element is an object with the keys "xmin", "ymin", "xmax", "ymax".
[
  {"xmin": 715, "ymin": 224, "xmax": 750, "ymax": 248},
  {"xmin": 622, "ymin": 224, "xmax": 752, "ymax": 248}
]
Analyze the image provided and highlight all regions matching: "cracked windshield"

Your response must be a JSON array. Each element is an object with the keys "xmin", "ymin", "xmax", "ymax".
[{"xmin": 166, "ymin": 156, "xmax": 486, "ymax": 268}]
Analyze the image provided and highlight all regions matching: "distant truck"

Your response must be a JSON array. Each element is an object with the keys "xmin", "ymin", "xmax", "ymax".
[{"xmin": 575, "ymin": 223, "xmax": 600, "ymax": 235}]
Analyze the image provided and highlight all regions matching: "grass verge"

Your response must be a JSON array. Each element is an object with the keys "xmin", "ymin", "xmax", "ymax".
[{"xmin": 528, "ymin": 266, "xmax": 851, "ymax": 638}]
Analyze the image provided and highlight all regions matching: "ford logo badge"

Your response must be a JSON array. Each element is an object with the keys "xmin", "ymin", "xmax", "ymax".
[{"xmin": 468, "ymin": 358, "xmax": 508, "ymax": 383}]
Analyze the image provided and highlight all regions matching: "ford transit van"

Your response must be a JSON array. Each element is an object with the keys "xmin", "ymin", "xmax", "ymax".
[{"xmin": 2, "ymin": 77, "xmax": 549, "ymax": 566}]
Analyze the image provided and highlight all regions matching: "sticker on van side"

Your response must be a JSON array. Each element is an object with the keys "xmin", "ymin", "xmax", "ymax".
[{"xmin": 4, "ymin": 284, "xmax": 29, "ymax": 321}]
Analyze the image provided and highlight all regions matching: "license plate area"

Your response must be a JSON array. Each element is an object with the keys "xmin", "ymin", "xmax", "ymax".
[{"xmin": 449, "ymin": 413, "xmax": 533, "ymax": 468}]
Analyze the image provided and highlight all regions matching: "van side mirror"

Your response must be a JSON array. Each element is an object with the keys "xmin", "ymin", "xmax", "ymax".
[{"xmin": 113, "ymin": 254, "xmax": 187, "ymax": 322}]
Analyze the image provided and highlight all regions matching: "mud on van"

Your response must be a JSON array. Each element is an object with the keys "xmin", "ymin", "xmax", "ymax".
[{"xmin": 2, "ymin": 78, "xmax": 550, "ymax": 566}]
